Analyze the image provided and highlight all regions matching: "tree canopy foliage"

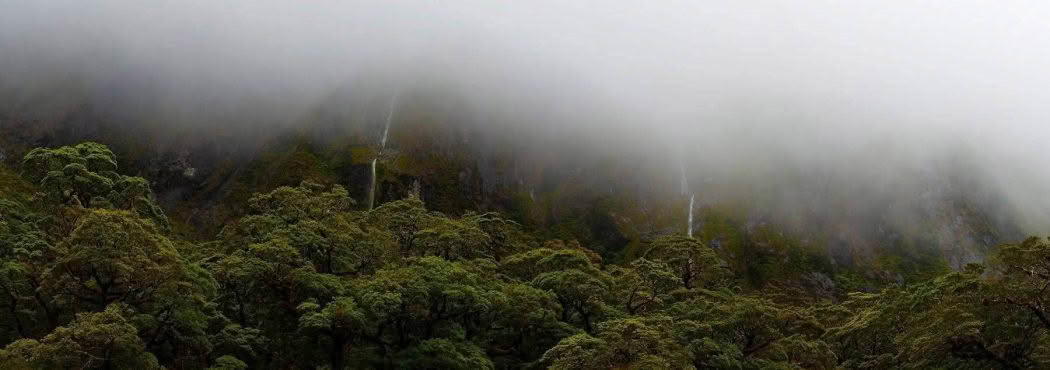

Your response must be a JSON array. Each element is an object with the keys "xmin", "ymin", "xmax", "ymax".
[{"xmin": 1, "ymin": 142, "xmax": 1049, "ymax": 369}]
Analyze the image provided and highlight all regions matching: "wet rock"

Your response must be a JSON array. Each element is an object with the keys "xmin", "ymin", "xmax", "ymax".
[{"xmin": 805, "ymin": 272, "xmax": 836, "ymax": 296}]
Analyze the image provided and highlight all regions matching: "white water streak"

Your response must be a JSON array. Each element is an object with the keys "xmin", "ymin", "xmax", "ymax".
[
  {"xmin": 369, "ymin": 95, "xmax": 398, "ymax": 210},
  {"xmin": 680, "ymin": 161, "xmax": 688, "ymax": 195},
  {"xmin": 688, "ymin": 193, "xmax": 695, "ymax": 237},
  {"xmin": 368, "ymin": 158, "xmax": 378, "ymax": 210},
  {"xmin": 380, "ymin": 95, "xmax": 397, "ymax": 150}
]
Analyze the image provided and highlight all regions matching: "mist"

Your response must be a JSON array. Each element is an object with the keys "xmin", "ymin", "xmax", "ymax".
[{"xmin": 2, "ymin": 1, "xmax": 1050, "ymax": 257}]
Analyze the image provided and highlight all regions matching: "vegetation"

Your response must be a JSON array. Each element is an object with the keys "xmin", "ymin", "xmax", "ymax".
[{"xmin": 1, "ymin": 142, "xmax": 1049, "ymax": 369}]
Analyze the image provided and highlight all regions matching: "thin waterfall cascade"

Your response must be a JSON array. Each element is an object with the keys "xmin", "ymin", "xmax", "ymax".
[
  {"xmin": 687, "ymin": 193, "xmax": 695, "ymax": 237},
  {"xmin": 367, "ymin": 158, "xmax": 378, "ymax": 210},
  {"xmin": 368, "ymin": 95, "xmax": 398, "ymax": 210},
  {"xmin": 680, "ymin": 162, "xmax": 689, "ymax": 195},
  {"xmin": 411, "ymin": 179, "xmax": 421, "ymax": 199},
  {"xmin": 380, "ymin": 96, "xmax": 396, "ymax": 149}
]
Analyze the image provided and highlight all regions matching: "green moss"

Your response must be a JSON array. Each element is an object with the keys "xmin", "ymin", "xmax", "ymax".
[
  {"xmin": 0, "ymin": 165, "xmax": 34, "ymax": 201},
  {"xmin": 349, "ymin": 146, "xmax": 378, "ymax": 165}
]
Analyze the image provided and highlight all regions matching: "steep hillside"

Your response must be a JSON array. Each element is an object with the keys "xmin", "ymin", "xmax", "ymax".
[{"xmin": 0, "ymin": 106, "xmax": 1023, "ymax": 288}]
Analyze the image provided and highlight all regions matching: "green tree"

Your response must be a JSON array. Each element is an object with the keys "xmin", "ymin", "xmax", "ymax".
[
  {"xmin": 414, "ymin": 216, "xmax": 491, "ymax": 260},
  {"xmin": 609, "ymin": 258, "xmax": 681, "ymax": 315},
  {"xmin": 207, "ymin": 182, "xmax": 387, "ymax": 367},
  {"xmin": 43, "ymin": 209, "xmax": 183, "ymax": 310},
  {"xmin": 219, "ymin": 181, "xmax": 392, "ymax": 275},
  {"xmin": 482, "ymin": 282, "xmax": 576, "ymax": 367},
  {"xmin": 395, "ymin": 338, "xmax": 494, "ymax": 370},
  {"xmin": 350, "ymin": 257, "xmax": 504, "ymax": 367},
  {"xmin": 533, "ymin": 268, "xmax": 611, "ymax": 334},
  {"xmin": 0, "ymin": 199, "xmax": 57, "ymax": 340},
  {"xmin": 0, "ymin": 304, "xmax": 160, "ymax": 369},
  {"xmin": 297, "ymin": 297, "xmax": 364, "ymax": 370},
  {"xmin": 825, "ymin": 263, "xmax": 1050, "ymax": 369},
  {"xmin": 21, "ymin": 142, "xmax": 168, "ymax": 231},
  {"xmin": 644, "ymin": 236, "xmax": 728, "ymax": 289},
  {"xmin": 988, "ymin": 237, "xmax": 1050, "ymax": 332},
  {"xmin": 671, "ymin": 290, "xmax": 834, "ymax": 369},
  {"xmin": 368, "ymin": 195, "xmax": 431, "ymax": 254},
  {"xmin": 542, "ymin": 316, "xmax": 690, "ymax": 369},
  {"xmin": 463, "ymin": 211, "xmax": 529, "ymax": 260}
]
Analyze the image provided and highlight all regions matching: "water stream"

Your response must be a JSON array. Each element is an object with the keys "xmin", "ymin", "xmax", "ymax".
[{"xmin": 368, "ymin": 96, "xmax": 397, "ymax": 210}]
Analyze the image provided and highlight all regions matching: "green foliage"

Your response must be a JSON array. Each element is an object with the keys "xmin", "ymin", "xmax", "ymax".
[
  {"xmin": 0, "ymin": 304, "xmax": 159, "ymax": 369},
  {"xmin": 670, "ymin": 290, "xmax": 835, "ymax": 369},
  {"xmin": 396, "ymin": 338, "xmax": 494, "ymax": 370},
  {"xmin": 368, "ymin": 194, "xmax": 429, "ymax": 253},
  {"xmin": 542, "ymin": 316, "xmax": 689, "ymax": 369},
  {"xmin": 825, "ymin": 247, "xmax": 1050, "ymax": 369},
  {"xmin": 645, "ymin": 235, "xmax": 729, "ymax": 289},
  {"xmin": 20, "ymin": 142, "xmax": 169, "ymax": 232},
  {"xmin": 609, "ymin": 258, "xmax": 681, "ymax": 314},
  {"xmin": 208, "ymin": 355, "xmax": 248, "ymax": 370},
  {"xmin": 43, "ymin": 209, "xmax": 183, "ymax": 310},
  {"xmin": 5, "ymin": 141, "xmax": 1050, "ymax": 369}
]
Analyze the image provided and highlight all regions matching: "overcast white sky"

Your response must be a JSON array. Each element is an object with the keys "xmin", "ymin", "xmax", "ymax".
[{"xmin": 2, "ymin": 1, "xmax": 1049, "ymax": 229}]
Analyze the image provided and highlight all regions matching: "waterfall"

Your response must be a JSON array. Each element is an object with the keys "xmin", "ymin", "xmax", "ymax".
[
  {"xmin": 681, "ymin": 156, "xmax": 695, "ymax": 237},
  {"xmin": 680, "ymin": 162, "xmax": 688, "ymax": 195},
  {"xmin": 367, "ymin": 158, "xmax": 378, "ymax": 209},
  {"xmin": 369, "ymin": 95, "xmax": 397, "ymax": 210},
  {"xmin": 380, "ymin": 95, "xmax": 396, "ymax": 149},
  {"xmin": 687, "ymin": 193, "xmax": 695, "ymax": 237}
]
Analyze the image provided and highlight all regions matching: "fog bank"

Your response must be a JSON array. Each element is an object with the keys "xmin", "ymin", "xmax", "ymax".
[{"xmin": 2, "ymin": 1, "xmax": 1049, "ymax": 237}]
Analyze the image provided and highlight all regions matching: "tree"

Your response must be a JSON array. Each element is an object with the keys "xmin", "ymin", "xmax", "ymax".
[
  {"xmin": 207, "ymin": 182, "xmax": 386, "ymax": 367},
  {"xmin": 208, "ymin": 355, "xmax": 248, "ymax": 370},
  {"xmin": 350, "ymin": 257, "xmax": 504, "ymax": 366},
  {"xmin": 0, "ymin": 304, "xmax": 160, "ymax": 369},
  {"xmin": 21, "ymin": 142, "xmax": 168, "ymax": 231},
  {"xmin": 533, "ymin": 268, "xmax": 611, "ymax": 334},
  {"xmin": 13, "ymin": 140, "xmax": 1050, "ymax": 370},
  {"xmin": 989, "ymin": 237, "xmax": 1050, "ymax": 332},
  {"xmin": 482, "ymin": 282, "xmax": 576, "ymax": 367},
  {"xmin": 644, "ymin": 236, "xmax": 727, "ymax": 289},
  {"xmin": 395, "ymin": 338, "xmax": 494, "ymax": 370},
  {"xmin": 43, "ymin": 209, "xmax": 183, "ymax": 310},
  {"xmin": 541, "ymin": 334, "xmax": 605, "ymax": 370},
  {"xmin": 670, "ymin": 290, "xmax": 834, "ymax": 369},
  {"xmin": 209, "ymin": 238, "xmax": 343, "ymax": 348},
  {"xmin": 414, "ymin": 216, "xmax": 491, "ymax": 260},
  {"xmin": 132, "ymin": 261, "xmax": 220, "ymax": 368},
  {"xmin": 541, "ymin": 316, "xmax": 690, "ymax": 369},
  {"xmin": 503, "ymin": 248, "xmax": 596, "ymax": 282},
  {"xmin": 368, "ymin": 195, "xmax": 431, "ymax": 254},
  {"xmin": 297, "ymin": 297, "xmax": 364, "ymax": 370},
  {"xmin": 825, "ymin": 263, "xmax": 1050, "ymax": 369},
  {"xmin": 463, "ymin": 211, "xmax": 529, "ymax": 260},
  {"xmin": 219, "ymin": 181, "xmax": 392, "ymax": 276},
  {"xmin": 609, "ymin": 258, "xmax": 680, "ymax": 315},
  {"xmin": 208, "ymin": 324, "xmax": 267, "ymax": 368},
  {"xmin": 0, "ymin": 199, "xmax": 57, "ymax": 340}
]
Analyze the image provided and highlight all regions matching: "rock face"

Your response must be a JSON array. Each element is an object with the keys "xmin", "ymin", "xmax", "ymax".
[
  {"xmin": 805, "ymin": 272, "xmax": 837, "ymax": 297},
  {"xmin": 0, "ymin": 106, "xmax": 1027, "ymax": 272}
]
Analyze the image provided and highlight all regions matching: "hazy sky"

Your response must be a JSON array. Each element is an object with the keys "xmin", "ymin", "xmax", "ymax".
[{"xmin": 2, "ymin": 1, "xmax": 1049, "ymax": 230}]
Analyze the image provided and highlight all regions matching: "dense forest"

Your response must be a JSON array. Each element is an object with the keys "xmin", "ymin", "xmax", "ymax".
[
  {"xmin": 3, "ymin": 0, "xmax": 1049, "ymax": 368},
  {"xmin": 0, "ymin": 141, "xmax": 1047, "ymax": 369}
]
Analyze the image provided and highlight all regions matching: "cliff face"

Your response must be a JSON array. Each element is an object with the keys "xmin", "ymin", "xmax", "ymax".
[{"xmin": 0, "ymin": 100, "xmax": 1026, "ymax": 284}]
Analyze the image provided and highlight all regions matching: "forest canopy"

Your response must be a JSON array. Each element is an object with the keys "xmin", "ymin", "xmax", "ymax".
[{"xmin": 0, "ymin": 142, "xmax": 1048, "ymax": 369}]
